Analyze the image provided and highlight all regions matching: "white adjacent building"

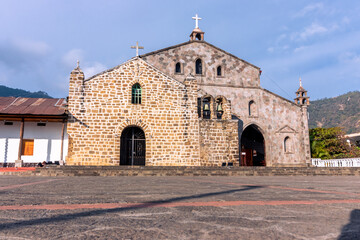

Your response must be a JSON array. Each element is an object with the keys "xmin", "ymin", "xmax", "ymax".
[{"xmin": 0, "ymin": 97, "xmax": 68, "ymax": 167}]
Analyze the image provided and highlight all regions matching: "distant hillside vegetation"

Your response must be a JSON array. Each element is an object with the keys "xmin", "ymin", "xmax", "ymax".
[
  {"xmin": 308, "ymin": 91, "xmax": 360, "ymax": 134},
  {"xmin": 0, "ymin": 85, "xmax": 52, "ymax": 98}
]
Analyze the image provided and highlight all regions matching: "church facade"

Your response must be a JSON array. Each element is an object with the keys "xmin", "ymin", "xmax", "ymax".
[{"xmin": 66, "ymin": 25, "xmax": 311, "ymax": 167}]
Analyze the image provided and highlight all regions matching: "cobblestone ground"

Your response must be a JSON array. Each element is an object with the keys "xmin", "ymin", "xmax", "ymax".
[{"xmin": 0, "ymin": 176, "xmax": 359, "ymax": 240}]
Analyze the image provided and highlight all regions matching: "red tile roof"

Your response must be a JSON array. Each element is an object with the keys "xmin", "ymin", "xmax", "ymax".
[{"xmin": 0, "ymin": 97, "xmax": 67, "ymax": 116}]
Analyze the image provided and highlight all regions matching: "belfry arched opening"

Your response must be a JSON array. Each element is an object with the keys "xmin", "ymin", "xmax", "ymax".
[
  {"xmin": 240, "ymin": 124, "xmax": 265, "ymax": 166},
  {"xmin": 120, "ymin": 126, "xmax": 146, "ymax": 166}
]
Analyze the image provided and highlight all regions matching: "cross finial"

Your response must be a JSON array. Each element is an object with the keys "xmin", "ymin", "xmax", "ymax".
[
  {"xmin": 76, "ymin": 60, "xmax": 80, "ymax": 68},
  {"xmin": 299, "ymin": 77, "xmax": 302, "ymax": 87},
  {"xmin": 131, "ymin": 41, "xmax": 144, "ymax": 57},
  {"xmin": 192, "ymin": 14, "xmax": 202, "ymax": 29}
]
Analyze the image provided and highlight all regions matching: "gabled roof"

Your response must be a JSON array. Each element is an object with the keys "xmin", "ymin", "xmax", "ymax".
[
  {"xmin": 261, "ymin": 88, "xmax": 299, "ymax": 107},
  {"xmin": 140, "ymin": 40, "xmax": 260, "ymax": 70},
  {"xmin": 84, "ymin": 57, "xmax": 185, "ymax": 87},
  {"xmin": 0, "ymin": 97, "xmax": 67, "ymax": 116}
]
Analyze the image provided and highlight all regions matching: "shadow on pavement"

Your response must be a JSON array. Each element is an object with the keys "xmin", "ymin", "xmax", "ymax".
[
  {"xmin": 338, "ymin": 209, "xmax": 360, "ymax": 240},
  {"xmin": 0, "ymin": 185, "xmax": 262, "ymax": 231}
]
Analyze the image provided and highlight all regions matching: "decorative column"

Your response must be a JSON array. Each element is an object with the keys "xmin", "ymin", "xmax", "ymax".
[
  {"xmin": 15, "ymin": 118, "xmax": 24, "ymax": 167},
  {"xmin": 59, "ymin": 119, "xmax": 66, "ymax": 165}
]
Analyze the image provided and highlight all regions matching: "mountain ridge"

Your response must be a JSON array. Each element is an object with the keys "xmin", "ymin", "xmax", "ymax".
[
  {"xmin": 0, "ymin": 85, "xmax": 52, "ymax": 98},
  {"xmin": 308, "ymin": 91, "xmax": 360, "ymax": 134}
]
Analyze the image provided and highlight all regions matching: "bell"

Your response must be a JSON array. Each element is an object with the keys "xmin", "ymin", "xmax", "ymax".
[
  {"xmin": 203, "ymin": 103, "xmax": 210, "ymax": 111},
  {"xmin": 217, "ymin": 103, "xmax": 223, "ymax": 112}
]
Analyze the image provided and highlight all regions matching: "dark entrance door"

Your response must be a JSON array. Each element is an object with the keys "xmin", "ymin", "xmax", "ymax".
[
  {"xmin": 120, "ymin": 127, "xmax": 146, "ymax": 166},
  {"xmin": 240, "ymin": 124, "xmax": 265, "ymax": 166}
]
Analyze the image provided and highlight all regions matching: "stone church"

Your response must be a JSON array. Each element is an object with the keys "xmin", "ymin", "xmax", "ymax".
[{"xmin": 66, "ymin": 17, "xmax": 311, "ymax": 167}]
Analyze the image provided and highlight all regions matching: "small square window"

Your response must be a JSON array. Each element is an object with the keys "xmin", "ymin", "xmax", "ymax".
[
  {"xmin": 37, "ymin": 122, "xmax": 46, "ymax": 127},
  {"xmin": 22, "ymin": 139, "xmax": 34, "ymax": 156},
  {"xmin": 4, "ymin": 121, "xmax": 13, "ymax": 125}
]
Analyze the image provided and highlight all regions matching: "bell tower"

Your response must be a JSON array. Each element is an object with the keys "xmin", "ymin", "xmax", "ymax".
[
  {"xmin": 190, "ymin": 14, "xmax": 205, "ymax": 41},
  {"xmin": 294, "ymin": 77, "xmax": 310, "ymax": 106}
]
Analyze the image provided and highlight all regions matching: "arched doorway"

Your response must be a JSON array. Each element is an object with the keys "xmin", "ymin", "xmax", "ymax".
[
  {"xmin": 120, "ymin": 126, "xmax": 146, "ymax": 166},
  {"xmin": 240, "ymin": 124, "xmax": 265, "ymax": 166}
]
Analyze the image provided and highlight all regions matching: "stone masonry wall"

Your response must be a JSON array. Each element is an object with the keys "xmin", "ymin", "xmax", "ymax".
[
  {"xmin": 201, "ymin": 86, "xmax": 309, "ymax": 167},
  {"xmin": 142, "ymin": 40, "xmax": 311, "ymax": 167},
  {"xmin": 141, "ymin": 41, "xmax": 261, "ymax": 88},
  {"xmin": 67, "ymin": 58, "xmax": 201, "ymax": 166},
  {"xmin": 199, "ymin": 119, "xmax": 239, "ymax": 166}
]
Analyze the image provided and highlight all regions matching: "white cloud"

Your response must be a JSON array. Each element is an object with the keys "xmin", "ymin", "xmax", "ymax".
[
  {"xmin": 342, "ymin": 16, "xmax": 351, "ymax": 24},
  {"xmin": 294, "ymin": 3, "xmax": 324, "ymax": 18},
  {"xmin": 267, "ymin": 47, "xmax": 274, "ymax": 53},
  {"xmin": 62, "ymin": 49, "xmax": 84, "ymax": 68},
  {"xmin": 299, "ymin": 23, "xmax": 328, "ymax": 40},
  {"xmin": 339, "ymin": 52, "xmax": 360, "ymax": 64},
  {"xmin": 83, "ymin": 62, "xmax": 107, "ymax": 78},
  {"xmin": 260, "ymin": 30, "xmax": 360, "ymax": 75},
  {"xmin": 61, "ymin": 49, "xmax": 107, "ymax": 79},
  {"xmin": 12, "ymin": 39, "xmax": 50, "ymax": 56}
]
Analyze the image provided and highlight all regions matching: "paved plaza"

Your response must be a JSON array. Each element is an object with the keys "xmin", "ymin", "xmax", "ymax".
[{"xmin": 0, "ymin": 176, "xmax": 359, "ymax": 239}]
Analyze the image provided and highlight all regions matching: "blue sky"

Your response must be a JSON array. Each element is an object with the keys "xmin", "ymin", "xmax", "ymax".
[{"xmin": 0, "ymin": 0, "xmax": 359, "ymax": 100}]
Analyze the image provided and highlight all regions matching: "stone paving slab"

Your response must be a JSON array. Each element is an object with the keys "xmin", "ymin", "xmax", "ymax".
[{"xmin": 0, "ymin": 176, "xmax": 359, "ymax": 239}]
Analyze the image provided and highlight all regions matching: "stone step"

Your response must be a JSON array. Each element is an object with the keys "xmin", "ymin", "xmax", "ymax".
[{"xmin": 3, "ymin": 166, "xmax": 357, "ymax": 177}]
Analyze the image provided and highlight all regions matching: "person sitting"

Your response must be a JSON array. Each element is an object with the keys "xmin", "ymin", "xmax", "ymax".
[{"xmin": 37, "ymin": 161, "xmax": 47, "ymax": 167}]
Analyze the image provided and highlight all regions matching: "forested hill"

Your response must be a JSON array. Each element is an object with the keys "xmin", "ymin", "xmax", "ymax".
[
  {"xmin": 0, "ymin": 85, "xmax": 52, "ymax": 98},
  {"xmin": 308, "ymin": 91, "xmax": 360, "ymax": 134}
]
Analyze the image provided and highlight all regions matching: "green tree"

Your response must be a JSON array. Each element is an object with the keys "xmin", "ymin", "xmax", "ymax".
[{"xmin": 309, "ymin": 127, "xmax": 360, "ymax": 159}]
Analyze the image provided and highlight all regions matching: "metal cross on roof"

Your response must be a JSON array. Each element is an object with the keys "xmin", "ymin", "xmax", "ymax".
[
  {"xmin": 131, "ymin": 41, "xmax": 144, "ymax": 57},
  {"xmin": 192, "ymin": 14, "xmax": 202, "ymax": 29}
]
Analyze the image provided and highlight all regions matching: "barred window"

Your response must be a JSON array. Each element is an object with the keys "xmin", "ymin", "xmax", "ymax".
[
  {"xmin": 131, "ymin": 83, "xmax": 142, "ymax": 104},
  {"xmin": 195, "ymin": 59, "xmax": 202, "ymax": 75}
]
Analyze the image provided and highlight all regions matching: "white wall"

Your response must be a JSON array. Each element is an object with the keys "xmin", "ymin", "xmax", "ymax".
[{"xmin": 0, "ymin": 121, "xmax": 68, "ymax": 164}]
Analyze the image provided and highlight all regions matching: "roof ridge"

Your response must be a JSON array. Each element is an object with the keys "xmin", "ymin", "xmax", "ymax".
[{"xmin": 139, "ymin": 40, "xmax": 260, "ymax": 70}]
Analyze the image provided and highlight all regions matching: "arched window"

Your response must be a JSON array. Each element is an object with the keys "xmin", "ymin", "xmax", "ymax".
[
  {"xmin": 196, "ymin": 33, "xmax": 201, "ymax": 40},
  {"xmin": 195, "ymin": 59, "xmax": 202, "ymax": 75},
  {"xmin": 302, "ymin": 99, "xmax": 307, "ymax": 105},
  {"xmin": 284, "ymin": 136, "xmax": 290, "ymax": 152},
  {"xmin": 131, "ymin": 83, "xmax": 142, "ymax": 104},
  {"xmin": 175, "ymin": 62, "xmax": 181, "ymax": 73},
  {"xmin": 249, "ymin": 100, "xmax": 255, "ymax": 116},
  {"xmin": 217, "ymin": 66, "xmax": 222, "ymax": 76}
]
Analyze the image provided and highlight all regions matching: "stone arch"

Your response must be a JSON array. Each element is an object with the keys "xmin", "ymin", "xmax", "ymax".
[
  {"xmin": 175, "ymin": 62, "xmax": 181, "ymax": 74},
  {"xmin": 127, "ymin": 79, "xmax": 147, "ymax": 105},
  {"xmin": 216, "ymin": 65, "xmax": 222, "ymax": 77},
  {"xmin": 115, "ymin": 119, "xmax": 151, "ymax": 138},
  {"xmin": 114, "ymin": 120, "xmax": 152, "ymax": 165},
  {"xmin": 131, "ymin": 83, "xmax": 142, "ymax": 104},
  {"xmin": 248, "ymin": 100, "xmax": 256, "ymax": 116},
  {"xmin": 120, "ymin": 126, "xmax": 146, "ymax": 166},
  {"xmin": 195, "ymin": 58, "xmax": 203, "ymax": 75},
  {"xmin": 284, "ymin": 136, "xmax": 291, "ymax": 153},
  {"xmin": 240, "ymin": 123, "xmax": 266, "ymax": 166},
  {"xmin": 214, "ymin": 95, "xmax": 230, "ymax": 120},
  {"xmin": 200, "ymin": 94, "xmax": 215, "ymax": 119}
]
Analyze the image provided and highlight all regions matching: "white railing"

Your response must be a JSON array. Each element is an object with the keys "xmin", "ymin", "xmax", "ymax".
[{"xmin": 312, "ymin": 158, "xmax": 360, "ymax": 167}]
